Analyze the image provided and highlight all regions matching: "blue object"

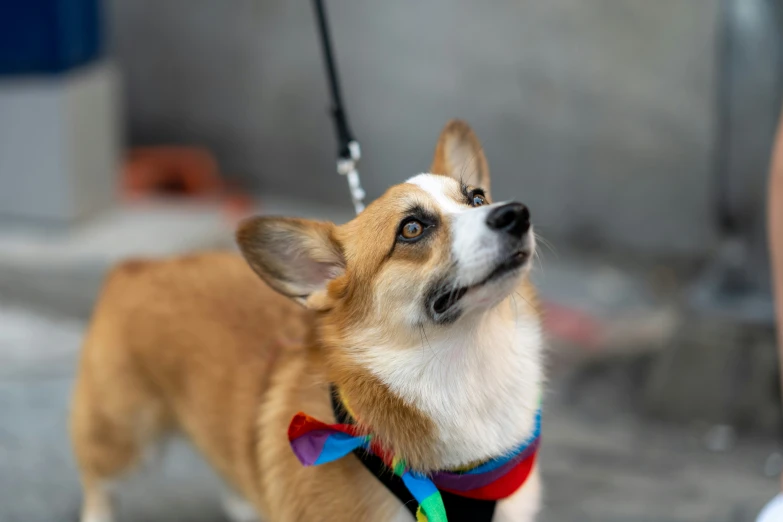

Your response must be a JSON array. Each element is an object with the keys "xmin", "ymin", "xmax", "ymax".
[{"xmin": 0, "ymin": 0, "xmax": 103, "ymax": 76}]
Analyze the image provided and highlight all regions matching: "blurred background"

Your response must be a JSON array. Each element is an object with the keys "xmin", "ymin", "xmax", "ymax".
[{"xmin": 1, "ymin": 0, "xmax": 783, "ymax": 521}]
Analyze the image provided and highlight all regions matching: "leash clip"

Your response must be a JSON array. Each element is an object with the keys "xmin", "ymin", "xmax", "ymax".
[{"xmin": 337, "ymin": 140, "xmax": 365, "ymax": 214}]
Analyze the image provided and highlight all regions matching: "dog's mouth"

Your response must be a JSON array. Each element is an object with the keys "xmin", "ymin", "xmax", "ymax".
[{"xmin": 430, "ymin": 250, "xmax": 529, "ymax": 317}]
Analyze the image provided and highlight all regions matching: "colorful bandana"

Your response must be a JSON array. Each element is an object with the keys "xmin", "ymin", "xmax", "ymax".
[{"xmin": 287, "ymin": 395, "xmax": 541, "ymax": 522}]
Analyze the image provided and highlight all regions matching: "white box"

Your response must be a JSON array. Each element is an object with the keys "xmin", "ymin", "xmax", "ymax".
[{"xmin": 0, "ymin": 61, "xmax": 121, "ymax": 226}]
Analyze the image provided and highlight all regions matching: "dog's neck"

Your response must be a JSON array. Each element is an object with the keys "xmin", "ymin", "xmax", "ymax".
[{"xmin": 327, "ymin": 297, "xmax": 544, "ymax": 471}]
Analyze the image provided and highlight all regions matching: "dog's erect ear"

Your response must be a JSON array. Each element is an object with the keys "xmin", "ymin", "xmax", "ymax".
[
  {"xmin": 430, "ymin": 119, "xmax": 490, "ymax": 194},
  {"xmin": 236, "ymin": 216, "xmax": 344, "ymax": 308}
]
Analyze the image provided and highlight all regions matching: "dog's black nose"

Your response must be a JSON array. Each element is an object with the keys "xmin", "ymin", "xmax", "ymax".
[{"xmin": 486, "ymin": 202, "xmax": 530, "ymax": 238}]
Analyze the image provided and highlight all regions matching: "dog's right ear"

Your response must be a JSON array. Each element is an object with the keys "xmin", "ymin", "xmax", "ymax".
[
  {"xmin": 430, "ymin": 119, "xmax": 491, "ymax": 196},
  {"xmin": 236, "ymin": 216, "xmax": 345, "ymax": 309}
]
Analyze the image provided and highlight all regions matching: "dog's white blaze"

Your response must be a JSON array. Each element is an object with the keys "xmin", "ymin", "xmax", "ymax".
[
  {"xmin": 357, "ymin": 303, "xmax": 543, "ymax": 468},
  {"xmin": 407, "ymin": 173, "xmax": 511, "ymax": 287},
  {"xmin": 407, "ymin": 173, "xmax": 466, "ymax": 214},
  {"xmin": 451, "ymin": 204, "xmax": 505, "ymax": 286}
]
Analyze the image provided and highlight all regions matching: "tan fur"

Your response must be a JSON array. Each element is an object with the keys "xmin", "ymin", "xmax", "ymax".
[
  {"xmin": 71, "ymin": 253, "xmax": 404, "ymax": 520},
  {"xmin": 430, "ymin": 119, "xmax": 491, "ymax": 195},
  {"xmin": 70, "ymin": 120, "xmax": 543, "ymax": 522}
]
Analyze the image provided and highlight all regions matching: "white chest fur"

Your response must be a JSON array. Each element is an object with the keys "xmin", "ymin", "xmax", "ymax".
[{"xmin": 358, "ymin": 306, "xmax": 544, "ymax": 469}]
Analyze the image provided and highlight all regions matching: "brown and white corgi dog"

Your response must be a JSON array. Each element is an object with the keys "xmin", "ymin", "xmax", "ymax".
[{"xmin": 70, "ymin": 120, "xmax": 544, "ymax": 522}]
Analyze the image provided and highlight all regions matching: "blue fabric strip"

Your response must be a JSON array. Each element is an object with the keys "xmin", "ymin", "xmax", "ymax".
[
  {"xmin": 463, "ymin": 409, "xmax": 541, "ymax": 475},
  {"xmin": 313, "ymin": 432, "xmax": 370, "ymax": 465}
]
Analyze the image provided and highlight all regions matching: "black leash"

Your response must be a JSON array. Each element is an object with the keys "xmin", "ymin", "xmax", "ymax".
[{"xmin": 311, "ymin": 0, "xmax": 366, "ymax": 214}]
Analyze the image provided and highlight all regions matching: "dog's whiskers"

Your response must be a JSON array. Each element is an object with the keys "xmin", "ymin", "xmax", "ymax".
[
  {"xmin": 510, "ymin": 294, "xmax": 521, "ymax": 331},
  {"xmin": 532, "ymin": 249, "xmax": 543, "ymax": 273},
  {"xmin": 533, "ymin": 232, "xmax": 557, "ymax": 259},
  {"xmin": 419, "ymin": 323, "xmax": 441, "ymax": 368},
  {"xmin": 514, "ymin": 291, "xmax": 536, "ymax": 312}
]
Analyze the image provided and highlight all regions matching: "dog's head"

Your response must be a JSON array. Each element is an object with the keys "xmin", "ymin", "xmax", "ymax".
[
  {"xmin": 237, "ymin": 120, "xmax": 536, "ymax": 341},
  {"xmin": 238, "ymin": 120, "xmax": 540, "ymax": 467}
]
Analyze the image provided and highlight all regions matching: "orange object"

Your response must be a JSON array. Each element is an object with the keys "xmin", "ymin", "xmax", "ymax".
[
  {"xmin": 121, "ymin": 146, "xmax": 256, "ymax": 222},
  {"xmin": 541, "ymin": 302, "xmax": 604, "ymax": 349},
  {"xmin": 122, "ymin": 147, "xmax": 224, "ymax": 198}
]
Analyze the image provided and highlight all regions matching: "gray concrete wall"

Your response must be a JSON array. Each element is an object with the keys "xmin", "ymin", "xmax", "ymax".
[{"xmin": 107, "ymin": 0, "xmax": 721, "ymax": 256}]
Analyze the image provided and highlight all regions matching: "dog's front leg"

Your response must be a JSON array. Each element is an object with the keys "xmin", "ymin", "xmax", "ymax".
[{"xmin": 493, "ymin": 466, "xmax": 542, "ymax": 522}]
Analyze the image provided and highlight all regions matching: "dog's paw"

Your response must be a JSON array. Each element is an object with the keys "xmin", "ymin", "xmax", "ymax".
[{"xmin": 221, "ymin": 491, "xmax": 262, "ymax": 522}]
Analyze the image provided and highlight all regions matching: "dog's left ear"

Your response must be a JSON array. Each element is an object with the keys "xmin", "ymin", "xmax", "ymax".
[
  {"xmin": 430, "ymin": 119, "xmax": 490, "ymax": 195},
  {"xmin": 236, "ymin": 216, "xmax": 345, "ymax": 309}
]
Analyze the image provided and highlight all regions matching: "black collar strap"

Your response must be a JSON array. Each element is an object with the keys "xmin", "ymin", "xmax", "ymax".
[{"xmin": 330, "ymin": 385, "xmax": 497, "ymax": 521}]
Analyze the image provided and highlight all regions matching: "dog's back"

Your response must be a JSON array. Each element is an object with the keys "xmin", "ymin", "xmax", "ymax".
[{"xmin": 70, "ymin": 252, "xmax": 310, "ymax": 519}]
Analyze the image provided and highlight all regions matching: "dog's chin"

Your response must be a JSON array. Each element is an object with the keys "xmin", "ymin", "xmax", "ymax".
[
  {"xmin": 461, "ymin": 270, "xmax": 522, "ymax": 313},
  {"xmin": 427, "ymin": 250, "xmax": 530, "ymax": 325}
]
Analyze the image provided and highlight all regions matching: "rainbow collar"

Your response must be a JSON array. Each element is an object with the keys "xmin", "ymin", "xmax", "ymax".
[{"xmin": 287, "ymin": 386, "xmax": 541, "ymax": 522}]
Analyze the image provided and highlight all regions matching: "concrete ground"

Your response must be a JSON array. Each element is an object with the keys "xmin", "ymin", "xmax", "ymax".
[{"xmin": 0, "ymin": 303, "xmax": 778, "ymax": 522}]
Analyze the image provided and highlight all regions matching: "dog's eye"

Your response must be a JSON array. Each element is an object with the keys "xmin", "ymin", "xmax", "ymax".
[
  {"xmin": 400, "ymin": 219, "xmax": 424, "ymax": 240},
  {"xmin": 470, "ymin": 191, "xmax": 487, "ymax": 207}
]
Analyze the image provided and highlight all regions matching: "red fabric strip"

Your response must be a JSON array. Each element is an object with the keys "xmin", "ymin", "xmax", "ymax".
[
  {"xmin": 287, "ymin": 412, "xmax": 358, "ymax": 440},
  {"xmin": 440, "ymin": 452, "xmax": 537, "ymax": 500}
]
